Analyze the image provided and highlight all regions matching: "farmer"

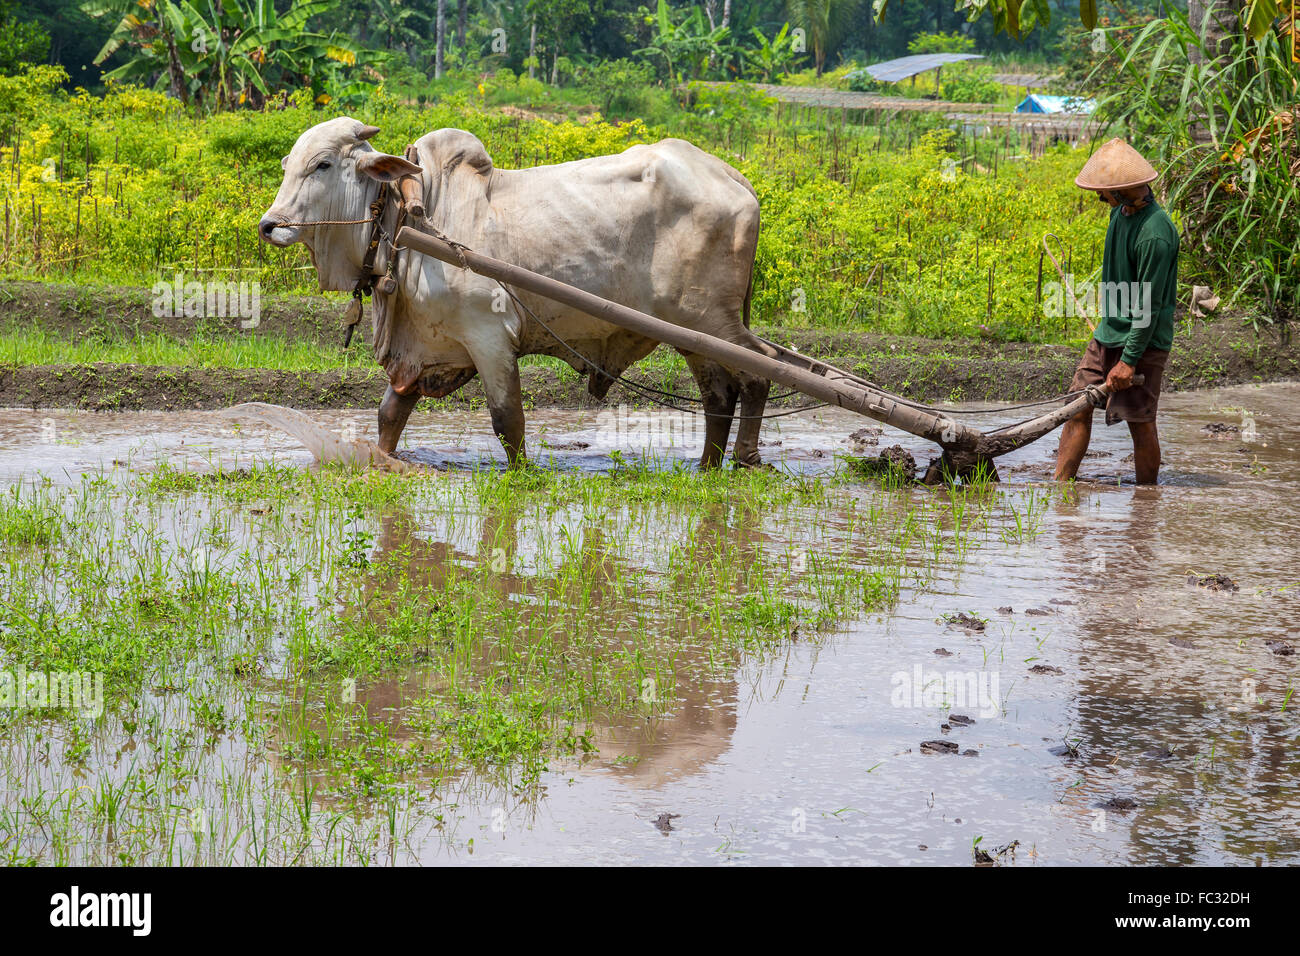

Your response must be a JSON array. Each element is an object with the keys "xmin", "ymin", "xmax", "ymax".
[{"xmin": 1054, "ymin": 138, "xmax": 1180, "ymax": 485}]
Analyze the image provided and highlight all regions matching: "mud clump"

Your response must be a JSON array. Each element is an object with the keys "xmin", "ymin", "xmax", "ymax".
[
  {"xmin": 1189, "ymin": 573, "xmax": 1239, "ymax": 592},
  {"xmin": 948, "ymin": 714, "xmax": 976, "ymax": 726},
  {"xmin": 1168, "ymin": 636, "xmax": 1195, "ymax": 649},
  {"xmin": 849, "ymin": 444, "xmax": 917, "ymax": 482},
  {"xmin": 1201, "ymin": 422, "xmax": 1241, "ymax": 437},
  {"xmin": 1264, "ymin": 639, "xmax": 1295, "ymax": 656},
  {"xmin": 1029, "ymin": 664, "xmax": 1063, "ymax": 676},
  {"xmin": 653, "ymin": 812, "xmax": 680, "ymax": 834},
  {"xmin": 933, "ymin": 647, "xmax": 953, "ymax": 657},
  {"xmin": 1098, "ymin": 797, "xmax": 1138, "ymax": 812},
  {"xmin": 941, "ymin": 611, "xmax": 986, "ymax": 632},
  {"xmin": 974, "ymin": 839, "xmax": 1020, "ymax": 866},
  {"xmin": 847, "ymin": 426, "xmax": 883, "ymax": 448},
  {"xmin": 921, "ymin": 739, "xmax": 959, "ymax": 754}
]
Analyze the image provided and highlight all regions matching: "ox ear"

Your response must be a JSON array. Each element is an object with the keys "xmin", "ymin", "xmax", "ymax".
[{"xmin": 355, "ymin": 151, "xmax": 422, "ymax": 183}]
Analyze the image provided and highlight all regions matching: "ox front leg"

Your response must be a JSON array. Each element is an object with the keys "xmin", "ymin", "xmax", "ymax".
[{"xmin": 378, "ymin": 385, "xmax": 420, "ymax": 454}]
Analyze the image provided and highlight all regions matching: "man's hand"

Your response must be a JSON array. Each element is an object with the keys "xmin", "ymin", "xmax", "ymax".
[{"xmin": 1106, "ymin": 360, "xmax": 1136, "ymax": 391}]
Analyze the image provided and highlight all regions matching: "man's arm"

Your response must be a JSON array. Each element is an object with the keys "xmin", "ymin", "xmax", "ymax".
[{"xmin": 1121, "ymin": 236, "xmax": 1177, "ymax": 367}]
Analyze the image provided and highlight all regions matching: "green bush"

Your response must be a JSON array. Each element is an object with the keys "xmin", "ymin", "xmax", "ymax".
[
  {"xmin": 578, "ymin": 59, "xmax": 661, "ymax": 120},
  {"xmin": 940, "ymin": 67, "xmax": 1004, "ymax": 104},
  {"xmin": 908, "ymin": 32, "xmax": 977, "ymax": 55},
  {"xmin": 843, "ymin": 68, "xmax": 884, "ymax": 93}
]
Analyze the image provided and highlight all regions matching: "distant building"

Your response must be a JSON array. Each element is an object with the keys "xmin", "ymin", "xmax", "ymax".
[
  {"xmin": 1015, "ymin": 94, "xmax": 1096, "ymax": 115},
  {"xmin": 860, "ymin": 53, "xmax": 985, "ymax": 84}
]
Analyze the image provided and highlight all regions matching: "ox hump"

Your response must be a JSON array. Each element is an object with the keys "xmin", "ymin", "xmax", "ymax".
[{"xmin": 416, "ymin": 128, "xmax": 495, "ymax": 178}]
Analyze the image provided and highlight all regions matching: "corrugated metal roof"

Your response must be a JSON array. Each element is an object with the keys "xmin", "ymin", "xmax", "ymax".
[
  {"xmin": 1015, "ymin": 94, "xmax": 1096, "ymax": 114},
  {"xmin": 863, "ymin": 53, "xmax": 985, "ymax": 83}
]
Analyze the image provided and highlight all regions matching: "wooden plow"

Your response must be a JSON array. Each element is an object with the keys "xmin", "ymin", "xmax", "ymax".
[{"xmin": 396, "ymin": 226, "xmax": 1125, "ymax": 483}]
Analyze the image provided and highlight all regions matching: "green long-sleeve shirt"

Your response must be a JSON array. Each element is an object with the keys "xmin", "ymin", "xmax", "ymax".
[{"xmin": 1094, "ymin": 200, "xmax": 1180, "ymax": 366}]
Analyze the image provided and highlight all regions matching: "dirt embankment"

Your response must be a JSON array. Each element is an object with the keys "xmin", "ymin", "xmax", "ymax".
[{"xmin": 1, "ymin": 281, "xmax": 1296, "ymax": 412}]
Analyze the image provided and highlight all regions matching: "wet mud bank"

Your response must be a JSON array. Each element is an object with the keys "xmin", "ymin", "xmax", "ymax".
[{"xmin": 2, "ymin": 280, "xmax": 1297, "ymax": 412}]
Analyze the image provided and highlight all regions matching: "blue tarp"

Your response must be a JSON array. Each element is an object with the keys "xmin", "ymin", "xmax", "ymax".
[
  {"xmin": 863, "ymin": 53, "xmax": 984, "ymax": 83},
  {"xmin": 1015, "ymin": 94, "xmax": 1096, "ymax": 114}
]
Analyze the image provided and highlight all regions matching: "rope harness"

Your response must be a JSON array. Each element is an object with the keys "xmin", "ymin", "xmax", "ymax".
[{"xmin": 275, "ymin": 178, "xmax": 396, "ymax": 348}]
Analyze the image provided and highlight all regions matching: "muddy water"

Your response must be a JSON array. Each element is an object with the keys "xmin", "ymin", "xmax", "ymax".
[{"xmin": 2, "ymin": 383, "xmax": 1297, "ymax": 865}]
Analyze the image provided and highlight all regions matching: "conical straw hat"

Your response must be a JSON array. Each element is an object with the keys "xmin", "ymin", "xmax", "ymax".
[{"xmin": 1074, "ymin": 138, "xmax": 1158, "ymax": 190}]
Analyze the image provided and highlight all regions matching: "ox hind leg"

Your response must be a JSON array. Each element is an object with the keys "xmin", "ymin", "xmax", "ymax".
[
  {"xmin": 732, "ymin": 373, "xmax": 770, "ymax": 468},
  {"xmin": 378, "ymin": 385, "xmax": 420, "ymax": 454},
  {"xmin": 681, "ymin": 353, "xmax": 739, "ymax": 469},
  {"xmin": 464, "ymin": 341, "xmax": 527, "ymax": 468}
]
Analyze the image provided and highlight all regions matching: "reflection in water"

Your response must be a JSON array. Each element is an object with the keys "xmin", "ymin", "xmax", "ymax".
[
  {"xmin": 0, "ymin": 383, "xmax": 1297, "ymax": 864},
  {"xmin": 1046, "ymin": 391, "xmax": 1300, "ymax": 865},
  {"xmin": 275, "ymin": 497, "xmax": 765, "ymax": 804}
]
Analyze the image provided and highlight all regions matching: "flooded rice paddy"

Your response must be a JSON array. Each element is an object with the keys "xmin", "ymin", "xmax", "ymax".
[{"xmin": 0, "ymin": 383, "xmax": 1296, "ymax": 865}]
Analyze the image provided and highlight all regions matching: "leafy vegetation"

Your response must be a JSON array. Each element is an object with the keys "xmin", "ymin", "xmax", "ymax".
[
  {"xmin": 82, "ymin": 0, "xmax": 368, "ymax": 110},
  {"xmin": 0, "ymin": 0, "xmax": 1285, "ymax": 335},
  {"xmin": 1098, "ymin": 12, "xmax": 1299, "ymax": 324},
  {"xmin": 0, "ymin": 66, "xmax": 1120, "ymax": 344}
]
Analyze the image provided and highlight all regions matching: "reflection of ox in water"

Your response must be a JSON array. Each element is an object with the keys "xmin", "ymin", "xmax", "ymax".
[
  {"xmin": 265, "ymin": 497, "xmax": 805, "ymax": 814},
  {"xmin": 259, "ymin": 118, "xmax": 774, "ymax": 469}
]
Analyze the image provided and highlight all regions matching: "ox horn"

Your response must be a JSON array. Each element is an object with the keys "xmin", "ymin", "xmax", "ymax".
[{"xmin": 354, "ymin": 123, "xmax": 381, "ymax": 141}]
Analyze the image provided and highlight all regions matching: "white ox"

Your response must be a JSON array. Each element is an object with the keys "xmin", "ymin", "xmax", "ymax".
[{"xmin": 259, "ymin": 117, "xmax": 773, "ymax": 467}]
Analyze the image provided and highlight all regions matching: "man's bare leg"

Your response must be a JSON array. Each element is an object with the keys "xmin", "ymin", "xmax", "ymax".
[
  {"xmin": 1054, "ymin": 409, "xmax": 1093, "ymax": 481},
  {"xmin": 1128, "ymin": 420, "xmax": 1161, "ymax": 484}
]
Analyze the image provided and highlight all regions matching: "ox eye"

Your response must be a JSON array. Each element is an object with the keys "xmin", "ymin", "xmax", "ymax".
[{"xmin": 315, "ymin": 160, "xmax": 332, "ymax": 173}]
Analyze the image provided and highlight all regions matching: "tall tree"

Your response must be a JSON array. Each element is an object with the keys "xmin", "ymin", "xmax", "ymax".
[
  {"xmin": 435, "ymin": 0, "xmax": 446, "ymax": 77},
  {"xmin": 0, "ymin": 0, "xmax": 50, "ymax": 74},
  {"xmin": 528, "ymin": 14, "xmax": 536, "ymax": 78},
  {"xmin": 786, "ymin": 0, "xmax": 857, "ymax": 75}
]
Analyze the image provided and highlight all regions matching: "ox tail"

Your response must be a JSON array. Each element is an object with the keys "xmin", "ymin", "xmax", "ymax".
[{"xmin": 743, "ymin": 273, "xmax": 753, "ymax": 330}]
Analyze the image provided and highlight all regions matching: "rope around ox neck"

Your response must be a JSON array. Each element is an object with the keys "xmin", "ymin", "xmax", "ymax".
[{"xmin": 273, "ymin": 214, "xmax": 379, "ymax": 228}]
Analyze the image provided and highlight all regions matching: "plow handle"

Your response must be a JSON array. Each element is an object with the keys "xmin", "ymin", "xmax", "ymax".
[{"xmin": 1090, "ymin": 374, "xmax": 1145, "ymax": 406}]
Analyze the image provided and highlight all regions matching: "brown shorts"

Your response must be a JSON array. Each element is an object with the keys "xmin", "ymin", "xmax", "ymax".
[{"xmin": 1069, "ymin": 338, "xmax": 1169, "ymax": 426}]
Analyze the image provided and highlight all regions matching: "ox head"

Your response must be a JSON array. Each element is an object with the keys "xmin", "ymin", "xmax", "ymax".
[{"xmin": 259, "ymin": 118, "xmax": 420, "ymax": 291}]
